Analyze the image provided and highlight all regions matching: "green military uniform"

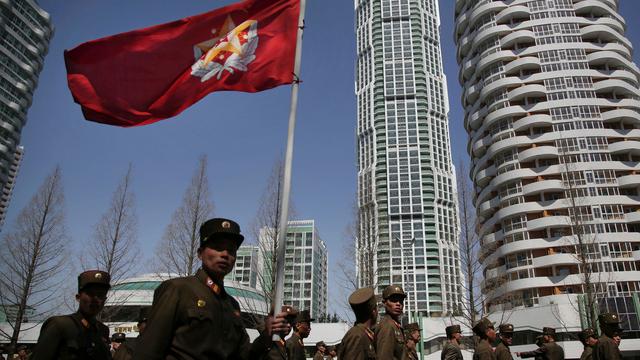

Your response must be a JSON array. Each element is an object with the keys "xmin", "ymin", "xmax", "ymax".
[
  {"xmin": 441, "ymin": 341, "xmax": 463, "ymax": 360},
  {"xmin": 580, "ymin": 346, "xmax": 593, "ymax": 360},
  {"xmin": 313, "ymin": 351, "xmax": 324, "ymax": 360},
  {"xmin": 473, "ymin": 339, "xmax": 496, "ymax": 360},
  {"xmin": 31, "ymin": 311, "xmax": 110, "ymax": 360},
  {"xmin": 133, "ymin": 268, "xmax": 269, "ymax": 359},
  {"xmin": 403, "ymin": 323, "xmax": 420, "ymax": 360},
  {"xmin": 404, "ymin": 346, "xmax": 418, "ymax": 360},
  {"xmin": 472, "ymin": 318, "xmax": 496, "ymax": 360},
  {"xmin": 261, "ymin": 340, "xmax": 288, "ymax": 360},
  {"xmin": 286, "ymin": 332, "xmax": 307, "ymax": 360},
  {"xmin": 338, "ymin": 323, "xmax": 376, "ymax": 360},
  {"xmin": 519, "ymin": 342, "xmax": 565, "ymax": 360},
  {"xmin": 339, "ymin": 287, "xmax": 377, "ymax": 360},
  {"xmin": 313, "ymin": 341, "xmax": 326, "ymax": 360},
  {"xmin": 375, "ymin": 314, "xmax": 405, "ymax": 360},
  {"xmin": 594, "ymin": 313, "xmax": 623, "ymax": 360},
  {"xmin": 495, "ymin": 341, "xmax": 512, "ymax": 360},
  {"xmin": 495, "ymin": 324, "xmax": 514, "ymax": 360},
  {"xmin": 32, "ymin": 270, "xmax": 112, "ymax": 360},
  {"xmin": 442, "ymin": 325, "xmax": 463, "ymax": 360}
]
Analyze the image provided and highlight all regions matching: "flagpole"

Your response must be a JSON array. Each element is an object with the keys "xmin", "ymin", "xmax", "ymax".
[{"xmin": 272, "ymin": 0, "xmax": 307, "ymax": 342}]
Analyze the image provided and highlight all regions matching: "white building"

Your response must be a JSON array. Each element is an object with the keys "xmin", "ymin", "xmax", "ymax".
[
  {"xmin": 257, "ymin": 220, "xmax": 328, "ymax": 320},
  {"xmin": 354, "ymin": 0, "xmax": 463, "ymax": 317},
  {"xmin": 454, "ymin": 0, "xmax": 640, "ymax": 357},
  {"xmin": 0, "ymin": 1, "xmax": 54, "ymax": 231},
  {"xmin": 0, "ymin": 146, "xmax": 23, "ymax": 229}
]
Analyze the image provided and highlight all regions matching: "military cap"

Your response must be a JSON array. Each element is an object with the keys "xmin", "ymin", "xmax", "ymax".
[
  {"xmin": 542, "ymin": 327, "xmax": 555, "ymax": 336},
  {"xmin": 16, "ymin": 345, "xmax": 28, "ymax": 351},
  {"xmin": 349, "ymin": 287, "xmax": 376, "ymax": 312},
  {"xmin": 296, "ymin": 309, "xmax": 315, "ymax": 323},
  {"xmin": 472, "ymin": 317, "xmax": 494, "ymax": 337},
  {"xmin": 446, "ymin": 324, "xmax": 461, "ymax": 337},
  {"xmin": 599, "ymin": 312, "xmax": 623, "ymax": 331},
  {"xmin": 499, "ymin": 323, "xmax": 514, "ymax": 334},
  {"xmin": 77, "ymin": 270, "xmax": 111, "ymax": 292},
  {"xmin": 111, "ymin": 332, "xmax": 126, "ymax": 342},
  {"xmin": 316, "ymin": 341, "xmax": 326, "ymax": 347},
  {"xmin": 382, "ymin": 284, "xmax": 406, "ymax": 300},
  {"xmin": 199, "ymin": 218, "xmax": 244, "ymax": 247},
  {"xmin": 404, "ymin": 323, "xmax": 421, "ymax": 333},
  {"xmin": 282, "ymin": 305, "xmax": 299, "ymax": 319},
  {"xmin": 138, "ymin": 307, "xmax": 150, "ymax": 323},
  {"xmin": 579, "ymin": 328, "xmax": 596, "ymax": 342}
]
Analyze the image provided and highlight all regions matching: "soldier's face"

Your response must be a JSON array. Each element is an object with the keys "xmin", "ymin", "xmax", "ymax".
[
  {"xmin": 383, "ymin": 295, "xmax": 404, "ymax": 317},
  {"xmin": 297, "ymin": 321, "xmax": 311, "ymax": 338},
  {"xmin": 501, "ymin": 333, "xmax": 513, "ymax": 345},
  {"xmin": 76, "ymin": 285, "xmax": 108, "ymax": 317},
  {"xmin": 486, "ymin": 327, "xmax": 497, "ymax": 342},
  {"xmin": 613, "ymin": 335, "xmax": 621, "ymax": 346},
  {"xmin": 198, "ymin": 238, "xmax": 237, "ymax": 277}
]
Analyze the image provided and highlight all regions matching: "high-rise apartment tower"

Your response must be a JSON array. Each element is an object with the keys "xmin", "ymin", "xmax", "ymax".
[
  {"xmin": 455, "ymin": 0, "xmax": 640, "ymax": 331},
  {"xmin": 0, "ymin": 1, "xmax": 53, "ymax": 230},
  {"xmin": 355, "ymin": 0, "xmax": 463, "ymax": 316}
]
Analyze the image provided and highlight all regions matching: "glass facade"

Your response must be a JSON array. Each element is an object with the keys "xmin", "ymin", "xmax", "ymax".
[{"xmin": 355, "ymin": 0, "xmax": 462, "ymax": 316}]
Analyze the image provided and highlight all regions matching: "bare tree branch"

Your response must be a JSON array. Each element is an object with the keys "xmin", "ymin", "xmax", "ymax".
[
  {"xmin": 0, "ymin": 166, "xmax": 69, "ymax": 353},
  {"xmin": 154, "ymin": 155, "xmax": 214, "ymax": 277}
]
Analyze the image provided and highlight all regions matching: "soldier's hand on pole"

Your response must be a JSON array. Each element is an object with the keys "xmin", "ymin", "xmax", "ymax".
[{"xmin": 267, "ymin": 311, "xmax": 292, "ymax": 338}]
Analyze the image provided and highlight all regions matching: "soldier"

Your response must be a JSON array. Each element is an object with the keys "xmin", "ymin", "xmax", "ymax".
[
  {"xmin": 517, "ymin": 327, "xmax": 565, "ymax": 360},
  {"xmin": 578, "ymin": 328, "xmax": 597, "ymax": 360},
  {"xmin": 15, "ymin": 345, "xmax": 29, "ymax": 360},
  {"xmin": 337, "ymin": 287, "xmax": 377, "ymax": 360},
  {"xmin": 594, "ymin": 313, "xmax": 623, "ymax": 360},
  {"xmin": 313, "ymin": 341, "xmax": 326, "ymax": 360},
  {"xmin": 495, "ymin": 324, "xmax": 514, "ymax": 360},
  {"xmin": 132, "ymin": 218, "xmax": 292, "ymax": 359},
  {"xmin": 31, "ymin": 270, "xmax": 112, "ymax": 360},
  {"xmin": 326, "ymin": 346, "xmax": 337, "ymax": 359},
  {"xmin": 375, "ymin": 284, "xmax": 406, "ymax": 360},
  {"xmin": 287, "ymin": 310, "xmax": 314, "ymax": 360},
  {"xmin": 111, "ymin": 332, "xmax": 126, "ymax": 355},
  {"xmin": 113, "ymin": 307, "xmax": 150, "ymax": 360},
  {"xmin": 472, "ymin": 317, "xmax": 496, "ymax": 360},
  {"xmin": 404, "ymin": 323, "xmax": 421, "ymax": 360},
  {"xmin": 261, "ymin": 305, "xmax": 298, "ymax": 360},
  {"xmin": 441, "ymin": 324, "xmax": 463, "ymax": 360}
]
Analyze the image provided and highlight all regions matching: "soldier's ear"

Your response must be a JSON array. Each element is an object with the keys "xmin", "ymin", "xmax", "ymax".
[{"xmin": 75, "ymin": 293, "xmax": 81, "ymax": 301}]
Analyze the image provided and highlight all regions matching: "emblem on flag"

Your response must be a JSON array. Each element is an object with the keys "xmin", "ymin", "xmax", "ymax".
[{"xmin": 191, "ymin": 16, "xmax": 259, "ymax": 82}]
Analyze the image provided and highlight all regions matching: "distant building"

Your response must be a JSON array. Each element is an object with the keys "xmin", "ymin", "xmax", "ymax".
[
  {"xmin": 247, "ymin": 220, "xmax": 328, "ymax": 320},
  {"xmin": 228, "ymin": 245, "xmax": 260, "ymax": 289},
  {"xmin": 0, "ymin": 1, "xmax": 54, "ymax": 230}
]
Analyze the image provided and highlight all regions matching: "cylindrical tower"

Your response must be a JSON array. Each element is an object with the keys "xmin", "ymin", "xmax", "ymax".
[
  {"xmin": 455, "ymin": 0, "xmax": 640, "ymax": 322},
  {"xmin": 0, "ymin": 0, "xmax": 54, "ymax": 228}
]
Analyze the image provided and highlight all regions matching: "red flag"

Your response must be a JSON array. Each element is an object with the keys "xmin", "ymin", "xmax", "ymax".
[{"xmin": 65, "ymin": 0, "xmax": 300, "ymax": 127}]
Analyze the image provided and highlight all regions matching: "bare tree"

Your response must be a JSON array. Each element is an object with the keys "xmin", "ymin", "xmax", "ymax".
[
  {"xmin": 155, "ymin": 155, "xmax": 214, "ymax": 276},
  {"xmin": 249, "ymin": 159, "xmax": 295, "ymax": 311},
  {"xmin": 85, "ymin": 164, "xmax": 139, "ymax": 283},
  {"xmin": 0, "ymin": 167, "xmax": 68, "ymax": 354},
  {"xmin": 457, "ymin": 160, "xmax": 483, "ymax": 329}
]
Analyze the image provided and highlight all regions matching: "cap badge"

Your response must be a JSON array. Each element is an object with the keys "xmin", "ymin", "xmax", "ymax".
[
  {"xmin": 95, "ymin": 273, "xmax": 102, "ymax": 279},
  {"xmin": 222, "ymin": 221, "xmax": 231, "ymax": 229},
  {"xmin": 197, "ymin": 299, "xmax": 206, "ymax": 308}
]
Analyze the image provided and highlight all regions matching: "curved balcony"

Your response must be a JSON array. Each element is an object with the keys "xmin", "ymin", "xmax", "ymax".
[
  {"xmin": 475, "ymin": 165, "xmax": 496, "ymax": 188},
  {"xmin": 478, "ymin": 196, "xmax": 500, "ymax": 218},
  {"xmin": 508, "ymin": 84, "xmax": 546, "ymax": 102},
  {"xmin": 608, "ymin": 140, "xmax": 640, "ymax": 156},
  {"xmin": 522, "ymin": 179, "xmax": 564, "ymax": 196},
  {"xmin": 501, "ymin": 29, "xmax": 535, "ymax": 49},
  {"xmin": 617, "ymin": 174, "xmax": 640, "ymax": 188},
  {"xmin": 518, "ymin": 145, "xmax": 558, "ymax": 163},
  {"xmin": 512, "ymin": 113, "xmax": 552, "ymax": 132},
  {"xmin": 625, "ymin": 211, "xmax": 640, "ymax": 224},
  {"xmin": 476, "ymin": 50, "xmax": 517, "ymax": 76},
  {"xmin": 533, "ymin": 253, "xmax": 580, "ymax": 269},
  {"xmin": 495, "ymin": 5, "xmax": 530, "ymax": 25},
  {"xmin": 504, "ymin": 56, "xmax": 540, "ymax": 75},
  {"xmin": 594, "ymin": 79, "xmax": 640, "ymax": 98},
  {"xmin": 527, "ymin": 216, "xmax": 571, "ymax": 232},
  {"xmin": 587, "ymin": 50, "xmax": 634, "ymax": 69}
]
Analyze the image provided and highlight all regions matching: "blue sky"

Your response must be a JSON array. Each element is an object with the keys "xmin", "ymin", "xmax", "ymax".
[{"xmin": 7, "ymin": 0, "xmax": 640, "ymax": 315}]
